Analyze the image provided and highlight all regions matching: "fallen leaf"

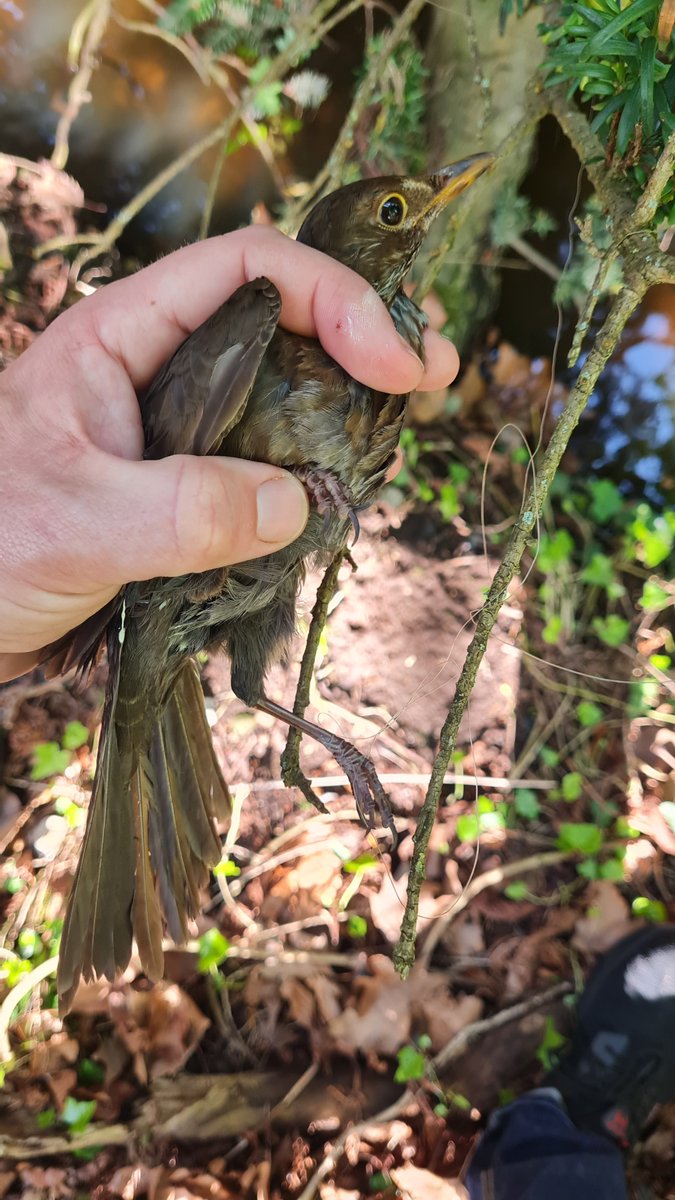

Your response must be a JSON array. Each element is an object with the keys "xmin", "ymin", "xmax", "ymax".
[
  {"xmin": 390, "ymin": 1163, "xmax": 468, "ymax": 1199},
  {"xmin": 573, "ymin": 881, "xmax": 635, "ymax": 955},
  {"xmin": 109, "ymin": 983, "xmax": 209, "ymax": 1078},
  {"xmin": 29, "ymin": 1032, "xmax": 79, "ymax": 1076}
]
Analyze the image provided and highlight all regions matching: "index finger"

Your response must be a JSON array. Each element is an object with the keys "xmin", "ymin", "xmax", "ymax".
[{"xmin": 56, "ymin": 227, "xmax": 434, "ymax": 395}]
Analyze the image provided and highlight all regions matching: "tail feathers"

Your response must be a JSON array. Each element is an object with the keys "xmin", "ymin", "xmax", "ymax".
[
  {"xmin": 58, "ymin": 658, "xmax": 230, "ymax": 1013},
  {"xmin": 148, "ymin": 661, "xmax": 230, "ymax": 944}
]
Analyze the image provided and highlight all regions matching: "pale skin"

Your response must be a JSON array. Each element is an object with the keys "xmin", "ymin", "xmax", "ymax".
[{"xmin": 0, "ymin": 226, "xmax": 459, "ymax": 682}]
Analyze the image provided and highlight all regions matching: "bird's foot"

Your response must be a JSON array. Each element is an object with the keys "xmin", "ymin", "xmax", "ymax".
[
  {"xmin": 292, "ymin": 466, "xmax": 361, "ymax": 543},
  {"xmin": 257, "ymin": 695, "xmax": 396, "ymax": 843},
  {"xmin": 320, "ymin": 728, "xmax": 397, "ymax": 842}
]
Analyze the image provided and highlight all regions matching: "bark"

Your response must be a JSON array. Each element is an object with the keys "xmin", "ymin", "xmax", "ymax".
[{"xmin": 424, "ymin": 1, "xmax": 546, "ymax": 349}]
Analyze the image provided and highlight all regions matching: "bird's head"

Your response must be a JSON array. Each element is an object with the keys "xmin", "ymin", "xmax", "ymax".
[{"xmin": 296, "ymin": 153, "xmax": 493, "ymax": 303}]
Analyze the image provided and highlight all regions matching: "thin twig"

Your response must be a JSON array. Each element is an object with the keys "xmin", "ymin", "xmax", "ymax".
[
  {"xmin": 0, "ymin": 955, "xmax": 58, "ymax": 1062},
  {"xmin": 51, "ymin": 0, "xmax": 112, "ymax": 171}
]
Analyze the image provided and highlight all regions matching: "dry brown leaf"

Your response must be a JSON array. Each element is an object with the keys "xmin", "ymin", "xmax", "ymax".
[
  {"xmin": 307, "ymin": 974, "xmax": 342, "ymax": 1024},
  {"xmin": 280, "ymin": 977, "xmax": 317, "ymax": 1030},
  {"xmin": 329, "ymin": 956, "xmax": 411, "ymax": 1055},
  {"xmin": 0, "ymin": 1172, "xmax": 15, "ymax": 1200},
  {"xmin": 29, "ymin": 1032, "xmax": 79, "ymax": 1076},
  {"xmin": 319, "ymin": 1186, "xmax": 361, "ymax": 1200},
  {"xmin": 17, "ymin": 1166, "xmax": 70, "ymax": 1199},
  {"xmin": 271, "ymin": 850, "xmax": 342, "ymax": 908},
  {"xmin": 46, "ymin": 1068, "xmax": 78, "ymax": 1112},
  {"xmin": 108, "ymin": 1164, "xmax": 166, "ymax": 1200},
  {"xmin": 658, "ymin": 0, "xmax": 675, "ymax": 42},
  {"xmin": 109, "ymin": 983, "xmax": 209, "ymax": 1078},
  {"xmin": 390, "ymin": 1163, "xmax": 468, "ymax": 1199},
  {"xmin": 573, "ymin": 882, "xmax": 635, "ymax": 956}
]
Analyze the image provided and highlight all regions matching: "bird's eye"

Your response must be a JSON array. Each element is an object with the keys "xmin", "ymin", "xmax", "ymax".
[{"xmin": 377, "ymin": 193, "xmax": 407, "ymax": 227}]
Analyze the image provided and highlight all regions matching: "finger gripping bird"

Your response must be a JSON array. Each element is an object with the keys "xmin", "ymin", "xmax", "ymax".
[{"xmin": 51, "ymin": 155, "xmax": 492, "ymax": 1010}]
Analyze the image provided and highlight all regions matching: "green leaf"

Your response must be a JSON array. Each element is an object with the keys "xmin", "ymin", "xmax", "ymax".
[
  {"xmin": 577, "ymin": 858, "xmax": 599, "ymax": 880},
  {"xmin": 539, "ymin": 746, "xmax": 560, "ymax": 768},
  {"xmin": 538, "ymin": 528, "xmax": 575, "ymax": 572},
  {"xmin": 588, "ymin": 479, "xmax": 624, "ymax": 523},
  {"xmin": 542, "ymin": 616, "xmax": 563, "ymax": 645},
  {"xmin": 639, "ymin": 580, "xmax": 671, "ymax": 611},
  {"xmin": 632, "ymin": 896, "xmax": 667, "ymax": 923},
  {"xmin": 438, "ymin": 482, "xmax": 460, "ymax": 521},
  {"xmin": 504, "ymin": 880, "xmax": 530, "ymax": 900},
  {"xmin": 581, "ymin": 552, "xmax": 623, "ymax": 594},
  {"xmin": 514, "ymin": 789, "xmax": 541, "ymax": 821},
  {"xmin": 561, "ymin": 772, "xmax": 583, "ymax": 802},
  {"xmin": 36, "ymin": 1108, "xmax": 57, "ymax": 1129},
  {"xmin": 347, "ymin": 914, "xmax": 368, "ymax": 939},
  {"xmin": 61, "ymin": 1097, "xmax": 96, "ymax": 1133},
  {"xmin": 639, "ymin": 37, "xmax": 656, "ymax": 133},
  {"xmin": 78, "ymin": 1058, "xmax": 105, "ymax": 1087},
  {"xmin": 536, "ymin": 1015, "xmax": 566, "ymax": 1070},
  {"xmin": 599, "ymin": 858, "xmax": 625, "ymax": 881},
  {"xmin": 588, "ymin": 0, "xmax": 655, "ymax": 52},
  {"xmin": 31, "ymin": 742, "xmax": 71, "ymax": 781},
  {"xmin": 557, "ymin": 823, "xmax": 604, "ymax": 855},
  {"xmin": 592, "ymin": 614, "xmax": 630, "ymax": 647},
  {"xmin": 18, "ymin": 928, "xmax": 41, "ymax": 960},
  {"xmin": 213, "ymin": 859, "xmax": 241, "ymax": 878},
  {"xmin": 576, "ymin": 700, "xmax": 604, "ymax": 728},
  {"xmin": 395, "ymin": 1044, "xmax": 427, "ymax": 1083},
  {"xmin": 456, "ymin": 801, "xmax": 505, "ymax": 843},
  {"xmin": 343, "ymin": 853, "xmax": 378, "ymax": 874},
  {"xmin": 197, "ymin": 928, "xmax": 230, "ymax": 973},
  {"xmin": 61, "ymin": 721, "xmax": 89, "ymax": 751}
]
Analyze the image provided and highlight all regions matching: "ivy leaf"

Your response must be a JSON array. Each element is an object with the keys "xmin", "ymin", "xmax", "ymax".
[
  {"xmin": 514, "ymin": 789, "xmax": 541, "ymax": 821},
  {"xmin": 557, "ymin": 823, "xmax": 604, "ymax": 855},
  {"xmin": 639, "ymin": 580, "xmax": 671, "ymax": 611},
  {"xmin": 395, "ymin": 1044, "xmax": 427, "ymax": 1083},
  {"xmin": 197, "ymin": 928, "xmax": 230, "ymax": 973},
  {"xmin": 588, "ymin": 479, "xmax": 623, "ymax": 523},
  {"xmin": 561, "ymin": 772, "xmax": 583, "ymax": 802},
  {"xmin": 61, "ymin": 721, "xmax": 89, "ymax": 751},
  {"xmin": 592, "ymin": 614, "xmax": 630, "ymax": 647},
  {"xmin": 31, "ymin": 742, "xmax": 71, "ymax": 781},
  {"xmin": 576, "ymin": 700, "xmax": 604, "ymax": 728},
  {"xmin": 61, "ymin": 1097, "xmax": 96, "ymax": 1133}
]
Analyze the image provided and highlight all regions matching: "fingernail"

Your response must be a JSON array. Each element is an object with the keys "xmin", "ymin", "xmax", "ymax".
[
  {"xmin": 256, "ymin": 475, "xmax": 309, "ymax": 543},
  {"xmin": 396, "ymin": 332, "xmax": 424, "ymax": 370}
]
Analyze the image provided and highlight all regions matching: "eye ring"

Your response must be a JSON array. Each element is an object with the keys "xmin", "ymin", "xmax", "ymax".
[{"xmin": 377, "ymin": 193, "xmax": 407, "ymax": 228}]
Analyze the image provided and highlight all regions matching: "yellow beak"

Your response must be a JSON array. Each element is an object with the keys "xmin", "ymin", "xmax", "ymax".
[{"xmin": 420, "ymin": 152, "xmax": 494, "ymax": 221}]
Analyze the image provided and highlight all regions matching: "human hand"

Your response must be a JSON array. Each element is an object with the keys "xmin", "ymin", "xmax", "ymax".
[{"xmin": 0, "ymin": 226, "xmax": 459, "ymax": 682}]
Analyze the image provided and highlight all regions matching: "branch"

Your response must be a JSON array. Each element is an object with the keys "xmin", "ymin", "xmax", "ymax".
[
  {"xmin": 51, "ymin": 0, "xmax": 112, "ymax": 171},
  {"xmin": 59, "ymin": 0, "xmax": 346, "ymax": 273},
  {"xmin": 394, "ymin": 276, "xmax": 647, "ymax": 977}
]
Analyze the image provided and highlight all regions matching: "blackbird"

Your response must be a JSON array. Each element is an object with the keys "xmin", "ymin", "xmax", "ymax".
[{"xmin": 52, "ymin": 153, "xmax": 492, "ymax": 1009}]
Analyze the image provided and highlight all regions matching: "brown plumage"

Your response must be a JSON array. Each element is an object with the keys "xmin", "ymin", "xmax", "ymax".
[{"xmin": 51, "ymin": 154, "xmax": 492, "ymax": 1010}]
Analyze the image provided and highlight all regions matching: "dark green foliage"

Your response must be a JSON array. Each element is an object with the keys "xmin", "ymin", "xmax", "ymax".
[
  {"xmin": 162, "ymin": 0, "xmax": 299, "ymax": 59},
  {"xmin": 540, "ymin": 0, "xmax": 675, "ymax": 220},
  {"xmin": 358, "ymin": 37, "xmax": 430, "ymax": 175}
]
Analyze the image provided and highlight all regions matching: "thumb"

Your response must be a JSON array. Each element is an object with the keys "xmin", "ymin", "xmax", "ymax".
[{"xmin": 90, "ymin": 451, "xmax": 309, "ymax": 584}]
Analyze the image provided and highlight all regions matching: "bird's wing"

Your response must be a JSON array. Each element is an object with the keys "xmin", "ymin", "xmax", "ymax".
[{"xmin": 142, "ymin": 277, "xmax": 281, "ymax": 459}]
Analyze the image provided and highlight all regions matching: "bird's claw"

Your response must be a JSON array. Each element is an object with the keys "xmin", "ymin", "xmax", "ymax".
[
  {"xmin": 292, "ymin": 466, "xmax": 360, "ymax": 545},
  {"xmin": 318, "ymin": 729, "xmax": 396, "ymax": 844}
]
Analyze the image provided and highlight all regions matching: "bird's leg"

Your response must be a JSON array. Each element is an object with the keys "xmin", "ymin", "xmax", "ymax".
[
  {"xmin": 292, "ymin": 466, "xmax": 361, "ymax": 543},
  {"xmin": 256, "ymin": 695, "xmax": 395, "ymax": 840}
]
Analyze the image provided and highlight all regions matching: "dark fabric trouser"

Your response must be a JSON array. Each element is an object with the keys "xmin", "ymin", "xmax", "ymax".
[{"xmin": 465, "ymin": 1093, "xmax": 627, "ymax": 1200}]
